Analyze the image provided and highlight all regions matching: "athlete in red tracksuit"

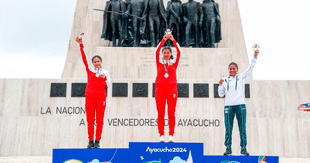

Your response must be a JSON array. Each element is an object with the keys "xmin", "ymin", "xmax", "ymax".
[
  {"xmin": 155, "ymin": 33, "xmax": 182, "ymax": 142},
  {"xmin": 77, "ymin": 37, "xmax": 111, "ymax": 148}
]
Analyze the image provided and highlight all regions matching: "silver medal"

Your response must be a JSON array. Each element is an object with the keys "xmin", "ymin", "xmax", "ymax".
[
  {"xmin": 96, "ymin": 68, "xmax": 101, "ymax": 77},
  {"xmin": 164, "ymin": 73, "xmax": 169, "ymax": 78}
]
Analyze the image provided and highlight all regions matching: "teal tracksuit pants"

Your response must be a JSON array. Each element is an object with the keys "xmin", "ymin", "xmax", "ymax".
[{"xmin": 224, "ymin": 104, "xmax": 247, "ymax": 150}]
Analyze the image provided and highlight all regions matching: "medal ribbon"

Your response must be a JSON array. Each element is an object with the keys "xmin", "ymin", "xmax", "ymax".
[
  {"xmin": 164, "ymin": 63, "xmax": 168, "ymax": 75},
  {"xmin": 235, "ymin": 76, "xmax": 238, "ymax": 90},
  {"xmin": 227, "ymin": 76, "xmax": 238, "ymax": 91}
]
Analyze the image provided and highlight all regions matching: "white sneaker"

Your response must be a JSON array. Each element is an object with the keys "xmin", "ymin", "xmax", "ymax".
[
  {"xmin": 168, "ymin": 136, "xmax": 174, "ymax": 143},
  {"xmin": 159, "ymin": 136, "xmax": 165, "ymax": 143}
]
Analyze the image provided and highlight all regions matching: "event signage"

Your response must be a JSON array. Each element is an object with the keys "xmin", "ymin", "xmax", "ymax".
[
  {"xmin": 53, "ymin": 144, "xmax": 279, "ymax": 163},
  {"xmin": 129, "ymin": 142, "xmax": 204, "ymax": 163}
]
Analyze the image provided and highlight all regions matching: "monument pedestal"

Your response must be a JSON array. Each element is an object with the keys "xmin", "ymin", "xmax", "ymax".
[{"xmin": 0, "ymin": 78, "xmax": 310, "ymax": 157}]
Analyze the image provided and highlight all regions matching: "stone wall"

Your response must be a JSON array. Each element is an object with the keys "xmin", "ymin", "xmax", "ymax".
[{"xmin": 0, "ymin": 79, "xmax": 309, "ymax": 157}]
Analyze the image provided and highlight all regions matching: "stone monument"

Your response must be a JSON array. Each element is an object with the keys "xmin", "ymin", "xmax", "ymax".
[
  {"xmin": 200, "ymin": 0, "xmax": 221, "ymax": 48},
  {"xmin": 98, "ymin": 0, "xmax": 222, "ymax": 47},
  {"xmin": 0, "ymin": 0, "xmax": 310, "ymax": 159},
  {"xmin": 100, "ymin": 0, "xmax": 127, "ymax": 47},
  {"xmin": 166, "ymin": 0, "xmax": 183, "ymax": 44}
]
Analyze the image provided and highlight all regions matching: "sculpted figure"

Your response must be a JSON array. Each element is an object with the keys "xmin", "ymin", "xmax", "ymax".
[
  {"xmin": 122, "ymin": 17, "xmax": 135, "ymax": 46},
  {"xmin": 200, "ymin": 0, "xmax": 221, "ymax": 47},
  {"xmin": 140, "ymin": 0, "xmax": 167, "ymax": 47},
  {"xmin": 101, "ymin": 0, "xmax": 127, "ymax": 47},
  {"xmin": 166, "ymin": 0, "xmax": 183, "ymax": 44},
  {"xmin": 124, "ymin": 0, "xmax": 145, "ymax": 47},
  {"xmin": 182, "ymin": 0, "xmax": 202, "ymax": 47}
]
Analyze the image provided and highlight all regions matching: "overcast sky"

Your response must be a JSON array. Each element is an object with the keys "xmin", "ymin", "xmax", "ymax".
[{"xmin": 0, "ymin": 0, "xmax": 309, "ymax": 80}]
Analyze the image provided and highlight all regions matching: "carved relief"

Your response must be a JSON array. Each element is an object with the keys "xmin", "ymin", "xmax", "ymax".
[{"xmin": 50, "ymin": 83, "xmax": 67, "ymax": 97}]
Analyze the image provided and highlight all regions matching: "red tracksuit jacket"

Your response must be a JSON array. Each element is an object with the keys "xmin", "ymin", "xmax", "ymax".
[
  {"xmin": 80, "ymin": 44, "xmax": 111, "ymax": 99},
  {"xmin": 155, "ymin": 39, "xmax": 181, "ymax": 87}
]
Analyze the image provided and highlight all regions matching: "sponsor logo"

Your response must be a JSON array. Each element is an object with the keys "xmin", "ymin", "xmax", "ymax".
[
  {"xmin": 258, "ymin": 156, "xmax": 267, "ymax": 163},
  {"xmin": 224, "ymin": 108, "xmax": 229, "ymax": 114},
  {"xmin": 220, "ymin": 161, "xmax": 240, "ymax": 163},
  {"xmin": 297, "ymin": 103, "xmax": 310, "ymax": 111},
  {"xmin": 146, "ymin": 147, "xmax": 187, "ymax": 154},
  {"xmin": 173, "ymin": 94, "xmax": 176, "ymax": 98},
  {"xmin": 63, "ymin": 159, "xmax": 83, "ymax": 163},
  {"xmin": 88, "ymin": 149, "xmax": 117, "ymax": 163},
  {"xmin": 143, "ymin": 158, "xmax": 162, "ymax": 163},
  {"xmin": 103, "ymin": 101, "xmax": 106, "ymax": 105},
  {"xmin": 170, "ymin": 156, "xmax": 186, "ymax": 163},
  {"xmin": 88, "ymin": 159, "xmax": 111, "ymax": 163}
]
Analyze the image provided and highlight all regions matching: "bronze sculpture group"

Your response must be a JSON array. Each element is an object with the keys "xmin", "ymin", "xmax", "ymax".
[{"xmin": 100, "ymin": 0, "xmax": 221, "ymax": 48}]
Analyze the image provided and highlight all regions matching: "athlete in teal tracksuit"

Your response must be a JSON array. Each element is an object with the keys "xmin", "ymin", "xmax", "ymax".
[{"xmin": 218, "ymin": 49, "xmax": 259, "ymax": 156}]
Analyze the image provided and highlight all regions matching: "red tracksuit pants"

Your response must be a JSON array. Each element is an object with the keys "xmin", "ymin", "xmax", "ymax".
[
  {"xmin": 155, "ymin": 87, "xmax": 178, "ymax": 136},
  {"xmin": 85, "ymin": 96, "xmax": 106, "ymax": 141}
]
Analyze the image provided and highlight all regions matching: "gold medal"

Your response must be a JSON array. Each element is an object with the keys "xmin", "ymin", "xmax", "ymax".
[{"xmin": 164, "ymin": 73, "xmax": 169, "ymax": 78}]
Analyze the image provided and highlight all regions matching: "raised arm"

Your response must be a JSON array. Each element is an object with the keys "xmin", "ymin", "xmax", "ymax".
[
  {"xmin": 172, "ymin": 39, "xmax": 182, "ymax": 66},
  {"xmin": 77, "ymin": 36, "xmax": 91, "ymax": 72},
  {"xmin": 240, "ymin": 49, "xmax": 259, "ymax": 81},
  {"xmin": 240, "ymin": 58, "xmax": 256, "ymax": 81},
  {"xmin": 79, "ymin": 44, "xmax": 91, "ymax": 72},
  {"xmin": 155, "ymin": 37, "xmax": 167, "ymax": 67}
]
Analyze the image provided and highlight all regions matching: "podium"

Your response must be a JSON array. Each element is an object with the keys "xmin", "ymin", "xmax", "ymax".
[
  {"xmin": 204, "ymin": 155, "xmax": 279, "ymax": 163},
  {"xmin": 53, "ymin": 148, "xmax": 129, "ymax": 163},
  {"xmin": 53, "ymin": 142, "xmax": 279, "ymax": 163}
]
